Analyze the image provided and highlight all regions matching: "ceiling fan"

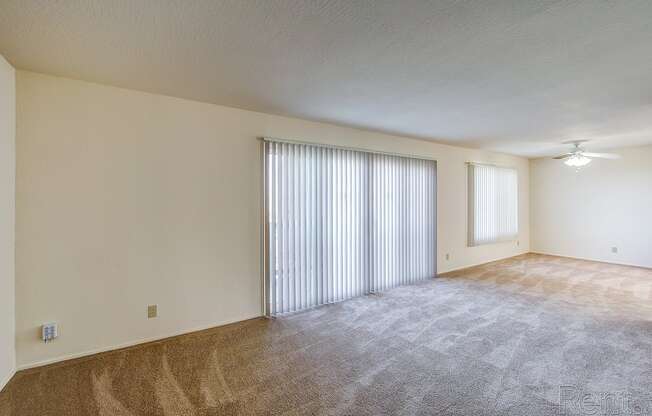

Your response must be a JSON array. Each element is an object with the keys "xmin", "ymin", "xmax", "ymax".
[{"xmin": 553, "ymin": 141, "xmax": 620, "ymax": 167}]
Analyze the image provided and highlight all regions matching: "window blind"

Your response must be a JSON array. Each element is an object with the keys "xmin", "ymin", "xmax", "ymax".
[
  {"xmin": 467, "ymin": 163, "xmax": 518, "ymax": 246},
  {"xmin": 264, "ymin": 140, "xmax": 437, "ymax": 315}
]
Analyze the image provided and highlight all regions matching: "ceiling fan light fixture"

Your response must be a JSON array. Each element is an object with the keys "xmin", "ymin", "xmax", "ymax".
[{"xmin": 564, "ymin": 154, "xmax": 592, "ymax": 167}]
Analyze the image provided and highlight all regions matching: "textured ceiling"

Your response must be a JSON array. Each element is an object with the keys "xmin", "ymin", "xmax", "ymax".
[{"xmin": 2, "ymin": 0, "xmax": 652, "ymax": 157}]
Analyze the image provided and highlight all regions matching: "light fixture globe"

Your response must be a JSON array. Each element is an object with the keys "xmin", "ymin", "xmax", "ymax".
[{"xmin": 564, "ymin": 154, "xmax": 592, "ymax": 167}]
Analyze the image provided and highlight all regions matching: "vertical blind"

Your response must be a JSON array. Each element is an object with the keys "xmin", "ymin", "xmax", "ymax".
[
  {"xmin": 265, "ymin": 140, "xmax": 437, "ymax": 315},
  {"xmin": 467, "ymin": 163, "xmax": 518, "ymax": 246}
]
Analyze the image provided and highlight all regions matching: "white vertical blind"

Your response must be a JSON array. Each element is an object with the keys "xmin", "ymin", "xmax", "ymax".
[
  {"xmin": 265, "ymin": 140, "xmax": 437, "ymax": 315},
  {"xmin": 467, "ymin": 163, "xmax": 518, "ymax": 246}
]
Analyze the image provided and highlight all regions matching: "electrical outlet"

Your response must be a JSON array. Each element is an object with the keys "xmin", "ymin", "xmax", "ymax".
[
  {"xmin": 517, "ymin": 240, "xmax": 520, "ymax": 246},
  {"xmin": 445, "ymin": 253, "xmax": 450, "ymax": 261},
  {"xmin": 148, "ymin": 304, "xmax": 158, "ymax": 318},
  {"xmin": 42, "ymin": 322, "xmax": 58, "ymax": 343},
  {"xmin": 611, "ymin": 247, "xmax": 618, "ymax": 254}
]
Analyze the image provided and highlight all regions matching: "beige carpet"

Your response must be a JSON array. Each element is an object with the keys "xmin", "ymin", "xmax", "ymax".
[{"xmin": 2, "ymin": 253, "xmax": 652, "ymax": 415}]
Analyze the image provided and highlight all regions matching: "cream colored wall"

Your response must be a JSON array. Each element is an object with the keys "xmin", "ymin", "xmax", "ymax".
[
  {"xmin": 0, "ymin": 55, "xmax": 16, "ymax": 390},
  {"xmin": 16, "ymin": 71, "xmax": 530, "ymax": 369},
  {"xmin": 531, "ymin": 145, "xmax": 652, "ymax": 268}
]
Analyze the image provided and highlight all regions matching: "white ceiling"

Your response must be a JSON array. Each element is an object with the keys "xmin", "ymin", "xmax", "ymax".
[{"xmin": 2, "ymin": 0, "xmax": 652, "ymax": 157}]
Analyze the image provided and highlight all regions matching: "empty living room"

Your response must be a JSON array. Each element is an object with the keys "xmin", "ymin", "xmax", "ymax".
[{"xmin": 1, "ymin": 1, "xmax": 652, "ymax": 415}]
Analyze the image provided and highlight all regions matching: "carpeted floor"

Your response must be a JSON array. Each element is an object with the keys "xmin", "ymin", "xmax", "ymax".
[{"xmin": 2, "ymin": 253, "xmax": 652, "ymax": 415}]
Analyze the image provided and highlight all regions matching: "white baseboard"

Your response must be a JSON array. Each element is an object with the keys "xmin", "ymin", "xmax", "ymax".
[
  {"xmin": 529, "ymin": 250, "xmax": 651, "ymax": 270},
  {"xmin": 438, "ymin": 250, "xmax": 529, "ymax": 275},
  {"xmin": 17, "ymin": 313, "xmax": 261, "ymax": 371},
  {"xmin": 0, "ymin": 368, "xmax": 15, "ymax": 393},
  {"xmin": 18, "ymin": 252, "xmax": 643, "ymax": 372}
]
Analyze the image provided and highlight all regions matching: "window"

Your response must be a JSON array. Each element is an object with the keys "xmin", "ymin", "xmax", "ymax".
[
  {"xmin": 467, "ymin": 163, "xmax": 518, "ymax": 246},
  {"xmin": 264, "ymin": 140, "xmax": 437, "ymax": 315}
]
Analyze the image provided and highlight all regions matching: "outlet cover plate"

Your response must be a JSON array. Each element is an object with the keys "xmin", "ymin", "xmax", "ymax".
[{"xmin": 42, "ymin": 322, "xmax": 58, "ymax": 342}]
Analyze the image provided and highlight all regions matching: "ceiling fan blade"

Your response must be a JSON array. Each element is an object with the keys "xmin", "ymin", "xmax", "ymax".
[
  {"xmin": 553, "ymin": 153, "xmax": 572, "ymax": 160},
  {"xmin": 582, "ymin": 152, "xmax": 621, "ymax": 160},
  {"xmin": 561, "ymin": 139, "xmax": 589, "ymax": 145}
]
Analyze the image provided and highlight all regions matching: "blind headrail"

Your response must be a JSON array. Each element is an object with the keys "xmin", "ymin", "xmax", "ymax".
[
  {"xmin": 466, "ymin": 161, "xmax": 516, "ymax": 170},
  {"xmin": 261, "ymin": 137, "xmax": 438, "ymax": 163}
]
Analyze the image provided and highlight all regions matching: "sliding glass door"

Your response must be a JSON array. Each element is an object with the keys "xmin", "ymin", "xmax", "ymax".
[{"xmin": 264, "ymin": 140, "xmax": 436, "ymax": 315}]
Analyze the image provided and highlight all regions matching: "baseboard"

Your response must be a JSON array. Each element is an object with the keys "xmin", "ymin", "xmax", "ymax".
[
  {"xmin": 17, "ymin": 252, "xmax": 642, "ymax": 372},
  {"xmin": 529, "ymin": 250, "xmax": 652, "ymax": 270},
  {"xmin": 438, "ymin": 251, "xmax": 529, "ymax": 275},
  {"xmin": 16, "ymin": 313, "xmax": 261, "ymax": 372},
  {"xmin": 0, "ymin": 368, "xmax": 15, "ymax": 393}
]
